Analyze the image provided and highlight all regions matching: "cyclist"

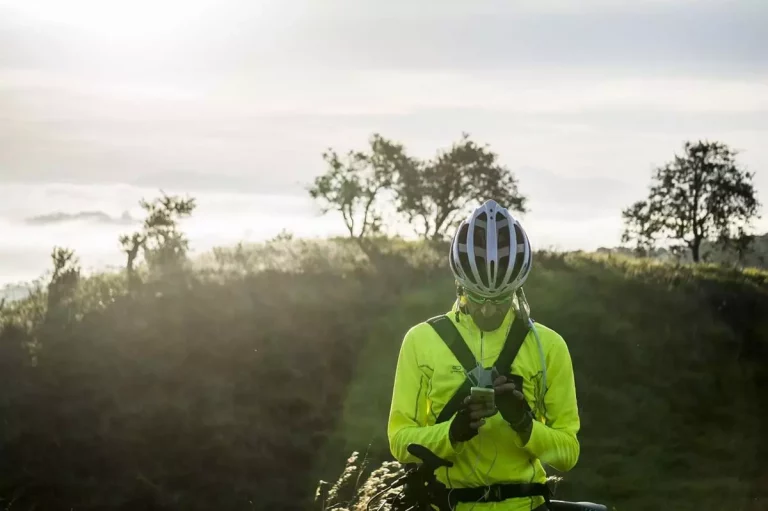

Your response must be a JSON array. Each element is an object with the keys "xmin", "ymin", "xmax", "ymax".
[{"xmin": 387, "ymin": 199, "xmax": 580, "ymax": 510}]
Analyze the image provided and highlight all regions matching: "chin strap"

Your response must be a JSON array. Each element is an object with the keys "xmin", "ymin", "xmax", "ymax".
[
  {"xmin": 454, "ymin": 285, "xmax": 469, "ymax": 322},
  {"xmin": 513, "ymin": 287, "xmax": 531, "ymax": 324}
]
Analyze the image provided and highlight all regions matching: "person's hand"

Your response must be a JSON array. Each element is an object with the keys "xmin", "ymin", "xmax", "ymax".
[
  {"xmin": 448, "ymin": 393, "xmax": 497, "ymax": 444},
  {"xmin": 493, "ymin": 375, "xmax": 533, "ymax": 435}
]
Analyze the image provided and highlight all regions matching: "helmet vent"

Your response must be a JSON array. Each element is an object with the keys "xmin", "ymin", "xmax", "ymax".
[{"xmin": 449, "ymin": 201, "xmax": 532, "ymax": 296}]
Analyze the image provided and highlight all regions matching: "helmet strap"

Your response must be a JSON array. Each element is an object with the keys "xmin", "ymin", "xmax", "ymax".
[
  {"xmin": 454, "ymin": 284, "xmax": 468, "ymax": 321},
  {"xmin": 513, "ymin": 287, "xmax": 531, "ymax": 324}
]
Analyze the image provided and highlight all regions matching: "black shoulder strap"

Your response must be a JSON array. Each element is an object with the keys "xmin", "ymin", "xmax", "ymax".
[
  {"xmin": 426, "ymin": 315, "xmax": 476, "ymax": 373},
  {"xmin": 428, "ymin": 314, "xmax": 531, "ymax": 424},
  {"xmin": 493, "ymin": 316, "xmax": 531, "ymax": 377}
]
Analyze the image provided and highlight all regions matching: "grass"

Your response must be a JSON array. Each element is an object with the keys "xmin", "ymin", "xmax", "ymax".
[
  {"xmin": 1, "ymin": 241, "xmax": 766, "ymax": 511},
  {"xmin": 314, "ymin": 251, "xmax": 768, "ymax": 511}
]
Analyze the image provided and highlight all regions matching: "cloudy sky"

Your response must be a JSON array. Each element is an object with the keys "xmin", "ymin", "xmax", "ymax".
[{"xmin": 1, "ymin": 0, "xmax": 767, "ymax": 283}]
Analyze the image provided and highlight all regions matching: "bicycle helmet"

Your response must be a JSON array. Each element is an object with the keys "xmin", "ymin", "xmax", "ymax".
[{"xmin": 449, "ymin": 199, "xmax": 532, "ymax": 298}]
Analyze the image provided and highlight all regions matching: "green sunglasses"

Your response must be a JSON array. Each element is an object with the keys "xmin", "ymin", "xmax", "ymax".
[{"xmin": 464, "ymin": 291, "xmax": 514, "ymax": 306}]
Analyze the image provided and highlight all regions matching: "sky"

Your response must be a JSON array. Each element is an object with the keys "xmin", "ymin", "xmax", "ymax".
[{"xmin": 1, "ymin": 0, "xmax": 767, "ymax": 285}]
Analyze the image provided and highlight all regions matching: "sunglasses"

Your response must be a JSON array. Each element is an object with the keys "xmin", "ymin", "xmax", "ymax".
[{"xmin": 464, "ymin": 292, "xmax": 514, "ymax": 306}]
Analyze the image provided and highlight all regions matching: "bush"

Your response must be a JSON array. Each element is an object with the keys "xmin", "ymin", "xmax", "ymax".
[
  {"xmin": 0, "ymin": 239, "xmax": 440, "ymax": 511},
  {"xmin": 1, "ymin": 243, "xmax": 766, "ymax": 511},
  {"xmin": 315, "ymin": 252, "xmax": 768, "ymax": 511}
]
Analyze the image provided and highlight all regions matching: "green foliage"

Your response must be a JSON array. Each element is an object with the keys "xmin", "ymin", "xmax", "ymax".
[
  {"xmin": 2, "ymin": 237, "xmax": 767, "ymax": 511},
  {"xmin": 395, "ymin": 132, "xmax": 527, "ymax": 240},
  {"xmin": 308, "ymin": 133, "xmax": 527, "ymax": 242},
  {"xmin": 308, "ymin": 134, "xmax": 408, "ymax": 242},
  {"xmin": 0, "ymin": 233, "xmax": 446, "ymax": 511},
  {"xmin": 119, "ymin": 192, "xmax": 197, "ymax": 276},
  {"xmin": 622, "ymin": 140, "xmax": 761, "ymax": 262},
  {"xmin": 47, "ymin": 246, "xmax": 81, "ymax": 311},
  {"xmin": 3, "ymin": 174, "xmax": 768, "ymax": 511},
  {"xmin": 316, "ymin": 251, "xmax": 768, "ymax": 511}
]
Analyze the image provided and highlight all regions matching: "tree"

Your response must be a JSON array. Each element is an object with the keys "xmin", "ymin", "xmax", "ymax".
[
  {"xmin": 121, "ymin": 232, "xmax": 145, "ymax": 278},
  {"xmin": 395, "ymin": 133, "xmax": 527, "ymax": 240},
  {"xmin": 308, "ymin": 133, "xmax": 528, "ymax": 243},
  {"xmin": 620, "ymin": 201, "xmax": 661, "ymax": 257},
  {"xmin": 47, "ymin": 247, "xmax": 80, "ymax": 310},
  {"xmin": 308, "ymin": 134, "xmax": 412, "ymax": 243},
  {"xmin": 120, "ymin": 192, "xmax": 197, "ymax": 275},
  {"xmin": 622, "ymin": 140, "xmax": 760, "ymax": 262}
]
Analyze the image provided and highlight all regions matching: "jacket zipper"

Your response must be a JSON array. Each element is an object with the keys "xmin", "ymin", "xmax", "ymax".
[{"xmin": 479, "ymin": 330, "xmax": 484, "ymax": 368}]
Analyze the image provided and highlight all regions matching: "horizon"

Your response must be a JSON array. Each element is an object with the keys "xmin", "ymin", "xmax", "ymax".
[
  {"xmin": 0, "ymin": 179, "xmax": 640, "ymax": 288},
  {"xmin": 2, "ymin": 0, "xmax": 767, "ymax": 285}
]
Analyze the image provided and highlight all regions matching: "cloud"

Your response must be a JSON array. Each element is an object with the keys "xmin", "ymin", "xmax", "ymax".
[
  {"xmin": 1, "ymin": 0, "xmax": 766, "ymax": 192},
  {"xmin": 0, "ymin": 182, "xmax": 327, "ymax": 228},
  {"xmin": 2, "ymin": 81, "xmax": 767, "ymax": 196},
  {"xmin": 1, "ymin": 0, "xmax": 766, "ymax": 252},
  {"xmin": 282, "ymin": 0, "xmax": 768, "ymax": 75},
  {"xmin": 4, "ymin": 68, "xmax": 768, "ymax": 123},
  {"xmin": 0, "ymin": 283, "xmax": 32, "ymax": 301},
  {"xmin": 515, "ymin": 167, "xmax": 638, "ymax": 221},
  {"xmin": 24, "ymin": 210, "xmax": 138, "ymax": 226},
  {"xmin": 0, "ymin": 182, "xmax": 346, "ymax": 285},
  {"xmin": 1, "ymin": 0, "xmax": 766, "ymax": 78}
]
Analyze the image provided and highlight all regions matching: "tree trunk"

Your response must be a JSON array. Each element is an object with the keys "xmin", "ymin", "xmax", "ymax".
[{"xmin": 691, "ymin": 237, "xmax": 701, "ymax": 262}]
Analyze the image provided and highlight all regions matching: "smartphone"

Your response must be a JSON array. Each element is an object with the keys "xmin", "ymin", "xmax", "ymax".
[{"xmin": 470, "ymin": 386, "xmax": 495, "ymax": 410}]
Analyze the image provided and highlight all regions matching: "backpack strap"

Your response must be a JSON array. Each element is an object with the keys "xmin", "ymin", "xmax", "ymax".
[
  {"xmin": 427, "ymin": 314, "xmax": 531, "ymax": 424},
  {"xmin": 426, "ymin": 315, "xmax": 477, "ymax": 425},
  {"xmin": 492, "ymin": 316, "xmax": 531, "ymax": 377},
  {"xmin": 426, "ymin": 315, "xmax": 476, "ymax": 373}
]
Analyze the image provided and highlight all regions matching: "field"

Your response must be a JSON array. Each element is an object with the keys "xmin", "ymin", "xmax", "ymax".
[{"xmin": 1, "ymin": 238, "xmax": 767, "ymax": 510}]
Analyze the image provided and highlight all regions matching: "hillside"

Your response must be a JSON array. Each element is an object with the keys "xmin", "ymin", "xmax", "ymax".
[
  {"xmin": 1, "ymin": 239, "xmax": 767, "ymax": 511},
  {"xmin": 597, "ymin": 233, "xmax": 768, "ymax": 269},
  {"xmin": 316, "ymin": 250, "xmax": 768, "ymax": 511}
]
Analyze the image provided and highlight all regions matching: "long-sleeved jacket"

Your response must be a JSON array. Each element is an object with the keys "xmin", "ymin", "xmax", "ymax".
[{"xmin": 387, "ymin": 305, "xmax": 580, "ymax": 510}]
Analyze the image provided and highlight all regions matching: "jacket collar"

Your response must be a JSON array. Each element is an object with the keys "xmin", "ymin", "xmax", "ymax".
[{"xmin": 450, "ymin": 299, "xmax": 517, "ymax": 337}]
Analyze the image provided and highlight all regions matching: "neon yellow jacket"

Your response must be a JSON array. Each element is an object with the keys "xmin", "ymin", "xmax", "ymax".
[{"xmin": 387, "ymin": 305, "xmax": 580, "ymax": 510}]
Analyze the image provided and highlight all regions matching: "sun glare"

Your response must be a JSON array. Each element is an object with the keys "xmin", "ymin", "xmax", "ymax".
[{"xmin": 3, "ymin": 0, "xmax": 229, "ymax": 39}]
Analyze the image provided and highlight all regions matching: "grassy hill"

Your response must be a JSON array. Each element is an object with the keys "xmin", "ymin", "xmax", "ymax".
[
  {"xmin": 597, "ymin": 233, "xmax": 768, "ymax": 269},
  {"xmin": 316, "ymin": 250, "xmax": 768, "ymax": 511},
  {"xmin": 1, "ymin": 238, "xmax": 767, "ymax": 511}
]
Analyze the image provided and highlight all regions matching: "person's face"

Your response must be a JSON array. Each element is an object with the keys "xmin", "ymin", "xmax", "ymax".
[{"xmin": 463, "ymin": 290, "xmax": 514, "ymax": 332}]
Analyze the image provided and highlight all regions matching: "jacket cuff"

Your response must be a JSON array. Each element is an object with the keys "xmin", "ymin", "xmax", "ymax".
[
  {"xmin": 436, "ymin": 418, "xmax": 458, "ymax": 460},
  {"xmin": 518, "ymin": 419, "xmax": 545, "ymax": 456}
]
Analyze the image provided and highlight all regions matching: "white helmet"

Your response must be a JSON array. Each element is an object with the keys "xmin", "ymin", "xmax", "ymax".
[{"xmin": 449, "ymin": 199, "xmax": 532, "ymax": 298}]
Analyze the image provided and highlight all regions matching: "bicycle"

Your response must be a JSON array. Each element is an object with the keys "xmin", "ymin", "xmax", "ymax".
[{"xmin": 367, "ymin": 444, "xmax": 608, "ymax": 511}]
